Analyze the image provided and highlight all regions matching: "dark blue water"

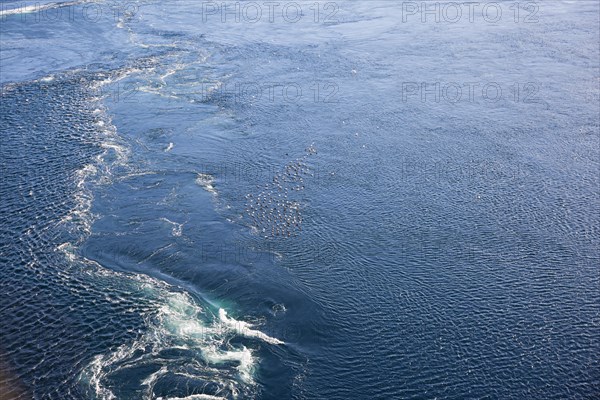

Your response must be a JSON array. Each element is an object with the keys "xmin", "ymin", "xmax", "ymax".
[{"xmin": 1, "ymin": 1, "xmax": 599, "ymax": 399}]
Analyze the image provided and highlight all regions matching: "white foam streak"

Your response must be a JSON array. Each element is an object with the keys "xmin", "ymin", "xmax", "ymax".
[
  {"xmin": 203, "ymin": 346, "xmax": 255, "ymax": 383},
  {"xmin": 0, "ymin": 0, "xmax": 90, "ymax": 17},
  {"xmin": 141, "ymin": 365, "xmax": 168, "ymax": 390},
  {"xmin": 88, "ymin": 67, "xmax": 145, "ymax": 91},
  {"xmin": 58, "ymin": 162, "xmax": 97, "ymax": 238},
  {"xmin": 86, "ymin": 354, "xmax": 118, "ymax": 400},
  {"xmin": 219, "ymin": 309, "xmax": 284, "ymax": 345},
  {"xmin": 57, "ymin": 91, "xmax": 129, "ymax": 244},
  {"xmin": 159, "ymin": 395, "xmax": 227, "ymax": 400}
]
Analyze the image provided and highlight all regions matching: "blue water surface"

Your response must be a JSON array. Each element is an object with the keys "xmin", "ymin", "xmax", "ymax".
[{"xmin": 1, "ymin": 1, "xmax": 599, "ymax": 399}]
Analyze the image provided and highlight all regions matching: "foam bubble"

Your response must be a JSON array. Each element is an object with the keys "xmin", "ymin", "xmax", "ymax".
[
  {"xmin": 160, "ymin": 218, "xmax": 184, "ymax": 237},
  {"xmin": 196, "ymin": 173, "xmax": 217, "ymax": 195}
]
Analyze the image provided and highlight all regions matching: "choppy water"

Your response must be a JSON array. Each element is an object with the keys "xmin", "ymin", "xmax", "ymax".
[{"xmin": 1, "ymin": 1, "xmax": 599, "ymax": 399}]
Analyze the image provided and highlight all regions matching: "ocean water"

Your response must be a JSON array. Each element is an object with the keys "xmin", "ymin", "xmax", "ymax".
[{"xmin": 0, "ymin": 1, "xmax": 599, "ymax": 399}]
